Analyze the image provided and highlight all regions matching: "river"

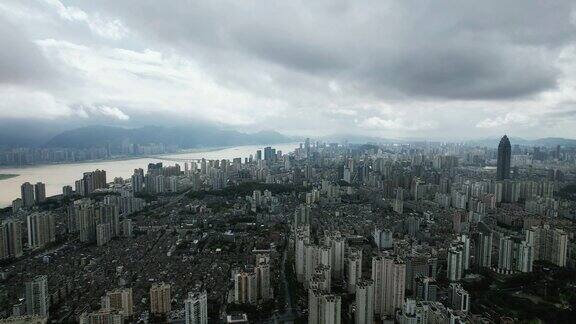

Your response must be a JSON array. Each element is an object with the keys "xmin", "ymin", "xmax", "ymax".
[{"xmin": 0, "ymin": 143, "xmax": 299, "ymax": 208}]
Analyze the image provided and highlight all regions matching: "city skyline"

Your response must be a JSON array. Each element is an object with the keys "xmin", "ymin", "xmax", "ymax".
[
  {"xmin": 0, "ymin": 139, "xmax": 575, "ymax": 323},
  {"xmin": 1, "ymin": 1, "xmax": 575, "ymax": 323},
  {"xmin": 1, "ymin": 1, "xmax": 576, "ymax": 139}
]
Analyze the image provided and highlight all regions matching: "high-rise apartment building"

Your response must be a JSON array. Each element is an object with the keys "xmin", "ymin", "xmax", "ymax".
[
  {"xmin": 447, "ymin": 246, "xmax": 463, "ymax": 281},
  {"xmin": 234, "ymin": 271, "xmax": 257, "ymax": 304},
  {"xmin": 185, "ymin": 290, "xmax": 208, "ymax": 324},
  {"xmin": 525, "ymin": 225, "xmax": 568, "ymax": 267},
  {"xmin": 34, "ymin": 182, "xmax": 46, "ymax": 204},
  {"xmin": 355, "ymin": 279, "xmax": 374, "ymax": 324},
  {"xmin": 26, "ymin": 213, "xmax": 55, "ymax": 249},
  {"xmin": 498, "ymin": 236, "xmax": 514, "ymax": 272},
  {"xmin": 0, "ymin": 219, "xmax": 23, "ymax": 259},
  {"xmin": 347, "ymin": 248, "xmax": 362, "ymax": 293},
  {"xmin": 25, "ymin": 275, "xmax": 49, "ymax": 317},
  {"xmin": 102, "ymin": 288, "xmax": 133, "ymax": 317},
  {"xmin": 448, "ymin": 283, "xmax": 470, "ymax": 313},
  {"xmin": 21, "ymin": 182, "xmax": 35, "ymax": 208},
  {"xmin": 150, "ymin": 283, "xmax": 171, "ymax": 315},
  {"xmin": 516, "ymin": 240, "xmax": 534, "ymax": 272},
  {"xmin": 372, "ymin": 254, "xmax": 406, "ymax": 317},
  {"xmin": 373, "ymin": 228, "xmax": 393, "ymax": 250},
  {"xmin": 474, "ymin": 223, "xmax": 493, "ymax": 268},
  {"xmin": 308, "ymin": 289, "xmax": 341, "ymax": 324}
]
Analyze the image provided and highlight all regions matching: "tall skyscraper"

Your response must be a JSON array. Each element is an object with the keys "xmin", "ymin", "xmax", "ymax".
[
  {"xmin": 347, "ymin": 249, "xmax": 362, "ymax": 293},
  {"xmin": 34, "ymin": 182, "xmax": 46, "ymax": 204},
  {"xmin": 355, "ymin": 279, "xmax": 374, "ymax": 324},
  {"xmin": 185, "ymin": 290, "xmax": 208, "ymax": 324},
  {"xmin": 308, "ymin": 289, "xmax": 341, "ymax": 324},
  {"xmin": 448, "ymin": 283, "xmax": 470, "ymax": 313},
  {"xmin": 496, "ymin": 135, "xmax": 511, "ymax": 180},
  {"xmin": 0, "ymin": 219, "xmax": 23, "ymax": 259},
  {"xmin": 26, "ymin": 213, "xmax": 56, "ymax": 249},
  {"xmin": 474, "ymin": 223, "xmax": 493, "ymax": 268},
  {"xmin": 150, "ymin": 283, "xmax": 171, "ymax": 315},
  {"xmin": 234, "ymin": 271, "xmax": 257, "ymax": 304},
  {"xmin": 516, "ymin": 240, "xmax": 534, "ymax": 273},
  {"xmin": 447, "ymin": 245, "xmax": 463, "ymax": 281},
  {"xmin": 20, "ymin": 182, "xmax": 35, "ymax": 208},
  {"xmin": 498, "ymin": 236, "xmax": 514, "ymax": 272},
  {"xmin": 372, "ymin": 255, "xmax": 406, "ymax": 317},
  {"xmin": 25, "ymin": 275, "xmax": 49, "ymax": 317}
]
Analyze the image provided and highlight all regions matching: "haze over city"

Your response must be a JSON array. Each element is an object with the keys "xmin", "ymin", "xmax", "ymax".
[{"xmin": 1, "ymin": 1, "xmax": 576, "ymax": 324}]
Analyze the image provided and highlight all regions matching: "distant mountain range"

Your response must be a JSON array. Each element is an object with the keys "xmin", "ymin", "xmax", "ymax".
[
  {"xmin": 464, "ymin": 137, "xmax": 576, "ymax": 147},
  {"xmin": 1, "ymin": 118, "xmax": 575, "ymax": 149},
  {"xmin": 321, "ymin": 134, "xmax": 576, "ymax": 147},
  {"xmin": 44, "ymin": 125, "xmax": 294, "ymax": 149}
]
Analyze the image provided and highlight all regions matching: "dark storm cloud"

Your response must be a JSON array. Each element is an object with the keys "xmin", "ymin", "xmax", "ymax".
[
  {"xmin": 374, "ymin": 44, "xmax": 558, "ymax": 100},
  {"xmin": 0, "ymin": 19, "xmax": 55, "ymax": 85},
  {"xmin": 76, "ymin": 0, "xmax": 576, "ymax": 101}
]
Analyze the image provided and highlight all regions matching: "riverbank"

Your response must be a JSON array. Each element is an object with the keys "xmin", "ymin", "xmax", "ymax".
[
  {"xmin": 0, "ymin": 174, "xmax": 19, "ymax": 181},
  {"xmin": 0, "ymin": 143, "xmax": 300, "ymax": 208},
  {"xmin": 0, "ymin": 147, "xmax": 228, "ymax": 170},
  {"xmin": 0, "ymin": 142, "xmax": 296, "ymax": 170}
]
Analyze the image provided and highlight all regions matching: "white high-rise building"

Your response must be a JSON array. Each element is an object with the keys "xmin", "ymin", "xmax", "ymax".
[
  {"xmin": 498, "ymin": 236, "xmax": 514, "ymax": 271},
  {"xmin": 448, "ymin": 283, "xmax": 470, "ymax": 313},
  {"xmin": 355, "ymin": 279, "xmax": 374, "ymax": 324},
  {"xmin": 372, "ymin": 255, "xmax": 406, "ymax": 317},
  {"xmin": 255, "ymin": 261, "xmax": 271, "ymax": 302},
  {"xmin": 447, "ymin": 246, "xmax": 463, "ymax": 281},
  {"xmin": 26, "ymin": 213, "xmax": 55, "ymax": 249},
  {"xmin": 525, "ymin": 225, "xmax": 568, "ymax": 267},
  {"xmin": 374, "ymin": 228, "xmax": 394, "ymax": 250},
  {"xmin": 347, "ymin": 249, "xmax": 362, "ymax": 293},
  {"xmin": 295, "ymin": 226, "xmax": 310, "ymax": 283},
  {"xmin": 516, "ymin": 240, "xmax": 534, "ymax": 273},
  {"xmin": 0, "ymin": 219, "xmax": 23, "ymax": 259},
  {"xmin": 304, "ymin": 243, "xmax": 320, "ymax": 286},
  {"xmin": 308, "ymin": 290, "xmax": 341, "ymax": 324},
  {"xmin": 25, "ymin": 275, "xmax": 49, "ymax": 317},
  {"xmin": 234, "ymin": 271, "xmax": 257, "ymax": 304},
  {"xmin": 310, "ymin": 264, "xmax": 331, "ymax": 293},
  {"xmin": 457, "ymin": 234, "xmax": 470, "ymax": 270},
  {"xmin": 185, "ymin": 290, "xmax": 208, "ymax": 324},
  {"xmin": 325, "ymin": 232, "xmax": 345, "ymax": 280}
]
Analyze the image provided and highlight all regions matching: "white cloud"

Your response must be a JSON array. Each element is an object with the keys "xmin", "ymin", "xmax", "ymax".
[
  {"xmin": 0, "ymin": 86, "xmax": 72, "ymax": 118},
  {"xmin": 476, "ymin": 112, "xmax": 537, "ymax": 128},
  {"xmin": 35, "ymin": 39, "xmax": 286, "ymax": 126},
  {"xmin": 44, "ymin": 0, "xmax": 129, "ymax": 40},
  {"xmin": 1, "ymin": 0, "xmax": 576, "ymax": 139},
  {"xmin": 360, "ymin": 116, "xmax": 437, "ymax": 131}
]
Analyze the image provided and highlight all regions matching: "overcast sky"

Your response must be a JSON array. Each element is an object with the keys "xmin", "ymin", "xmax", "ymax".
[{"xmin": 1, "ymin": 0, "xmax": 576, "ymax": 140}]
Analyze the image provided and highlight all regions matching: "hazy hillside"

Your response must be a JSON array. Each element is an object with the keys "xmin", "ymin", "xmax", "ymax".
[
  {"xmin": 44, "ymin": 125, "xmax": 293, "ymax": 149},
  {"xmin": 465, "ymin": 137, "xmax": 576, "ymax": 147}
]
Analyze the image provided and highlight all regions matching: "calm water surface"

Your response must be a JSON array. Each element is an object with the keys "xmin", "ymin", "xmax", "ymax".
[{"xmin": 0, "ymin": 143, "xmax": 299, "ymax": 207}]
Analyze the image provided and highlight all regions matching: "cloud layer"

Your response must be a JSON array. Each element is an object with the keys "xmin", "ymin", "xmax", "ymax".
[{"xmin": 1, "ymin": 0, "xmax": 576, "ymax": 139}]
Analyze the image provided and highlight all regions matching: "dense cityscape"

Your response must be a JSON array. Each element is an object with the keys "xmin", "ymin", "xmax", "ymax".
[
  {"xmin": 3, "ymin": 1, "xmax": 576, "ymax": 323},
  {"xmin": 1, "ymin": 136, "xmax": 575, "ymax": 323}
]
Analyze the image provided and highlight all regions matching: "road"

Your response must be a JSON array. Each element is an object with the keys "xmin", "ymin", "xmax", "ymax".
[{"xmin": 269, "ymin": 248, "xmax": 298, "ymax": 324}]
